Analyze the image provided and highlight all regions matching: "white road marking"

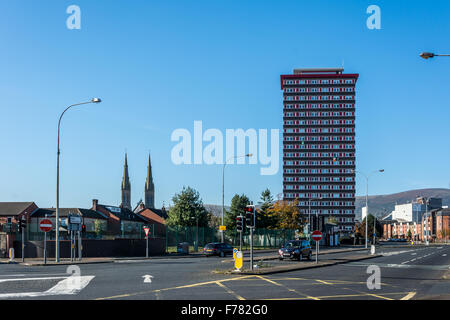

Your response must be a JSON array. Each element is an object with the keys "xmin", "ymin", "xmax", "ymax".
[
  {"xmin": 411, "ymin": 253, "xmax": 417, "ymax": 256},
  {"xmin": 345, "ymin": 262, "xmax": 449, "ymax": 270},
  {"xmin": 143, "ymin": 275, "xmax": 154, "ymax": 283},
  {"xmin": 0, "ymin": 276, "xmax": 67, "ymax": 283},
  {"xmin": 0, "ymin": 276, "xmax": 95, "ymax": 299},
  {"xmin": 442, "ymin": 254, "xmax": 447, "ymax": 257}
]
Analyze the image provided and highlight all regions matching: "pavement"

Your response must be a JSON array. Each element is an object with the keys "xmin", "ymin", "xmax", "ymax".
[{"xmin": 0, "ymin": 244, "xmax": 448, "ymax": 300}]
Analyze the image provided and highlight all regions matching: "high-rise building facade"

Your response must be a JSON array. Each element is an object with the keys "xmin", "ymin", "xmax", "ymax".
[{"xmin": 280, "ymin": 68, "xmax": 359, "ymax": 233}]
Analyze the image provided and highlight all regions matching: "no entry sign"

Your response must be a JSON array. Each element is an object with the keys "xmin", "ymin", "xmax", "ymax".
[
  {"xmin": 39, "ymin": 219, "xmax": 53, "ymax": 232},
  {"xmin": 312, "ymin": 230, "xmax": 323, "ymax": 242}
]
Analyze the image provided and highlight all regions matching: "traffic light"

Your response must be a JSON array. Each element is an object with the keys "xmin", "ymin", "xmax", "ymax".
[
  {"xmin": 236, "ymin": 216, "xmax": 243, "ymax": 232},
  {"xmin": 245, "ymin": 205, "xmax": 255, "ymax": 228},
  {"xmin": 81, "ymin": 224, "xmax": 86, "ymax": 233},
  {"xmin": 18, "ymin": 219, "xmax": 26, "ymax": 232}
]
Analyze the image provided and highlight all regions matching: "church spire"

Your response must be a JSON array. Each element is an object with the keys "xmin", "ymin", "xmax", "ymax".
[
  {"xmin": 121, "ymin": 152, "xmax": 131, "ymax": 210},
  {"xmin": 145, "ymin": 153, "xmax": 155, "ymax": 209}
]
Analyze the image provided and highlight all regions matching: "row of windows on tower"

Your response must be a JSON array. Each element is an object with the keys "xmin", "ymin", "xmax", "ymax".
[
  {"xmin": 284, "ymin": 87, "xmax": 354, "ymax": 93},
  {"xmin": 284, "ymin": 145, "xmax": 354, "ymax": 150},
  {"xmin": 283, "ymin": 79, "xmax": 355, "ymax": 85},
  {"xmin": 284, "ymin": 128, "xmax": 354, "ymax": 133},
  {"xmin": 284, "ymin": 136, "xmax": 354, "ymax": 142},
  {"xmin": 284, "ymin": 177, "xmax": 354, "ymax": 182},
  {"xmin": 285, "ymin": 185, "xmax": 354, "ymax": 191},
  {"xmin": 284, "ymin": 112, "xmax": 354, "ymax": 117},
  {"xmin": 284, "ymin": 160, "xmax": 355, "ymax": 166},
  {"xmin": 284, "ymin": 152, "xmax": 354, "ymax": 158},
  {"xmin": 284, "ymin": 103, "xmax": 354, "ymax": 109},
  {"xmin": 284, "ymin": 95, "xmax": 354, "ymax": 101},
  {"xmin": 284, "ymin": 120, "xmax": 354, "ymax": 126},
  {"xmin": 284, "ymin": 168, "xmax": 354, "ymax": 174}
]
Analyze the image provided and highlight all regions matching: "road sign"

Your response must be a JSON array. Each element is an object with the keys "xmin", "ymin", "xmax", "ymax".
[
  {"xmin": 219, "ymin": 225, "xmax": 226, "ymax": 231},
  {"xmin": 39, "ymin": 219, "xmax": 53, "ymax": 233},
  {"xmin": 233, "ymin": 248, "xmax": 238, "ymax": 260},
  {"xmin": 69, "ymin": 215, "xmax": 82, "ymax": 224},
  {"xmin": 144, "ymin": 227, "xmax": 150, "ymax": 237},
  {"xmin": 312, "ymin": 230, "xmax": 322, "ymax": 242}
]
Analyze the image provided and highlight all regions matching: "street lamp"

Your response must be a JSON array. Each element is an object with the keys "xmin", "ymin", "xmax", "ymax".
[
  {"xmin": 55, "ymin": 98, "xmax": 102, "ymax": 262},
  {"xmin": 420, "ymin": 52, "xmax": 450, "ymax": 59},
  {"xmin": 352, "ymin": 169, "xmax": 384, "ymax": 249},
  {"xmin": 221, "ymin": 153, "xmax": 252, "ymax": 243}
]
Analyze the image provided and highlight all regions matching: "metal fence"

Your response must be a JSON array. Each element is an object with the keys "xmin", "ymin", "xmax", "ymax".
[
  {"xmin": 9, "ymin": 225, "xmax": 296, "ymax": 253},
  {"xmin": 165, "ymin": 226, "xmax": 296, "ymax": 250}
]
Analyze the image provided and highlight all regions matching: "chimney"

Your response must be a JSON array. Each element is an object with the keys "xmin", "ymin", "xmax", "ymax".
[{"xmin": 92, "ymin": 199, "xmax": 98, "ymax": 211}]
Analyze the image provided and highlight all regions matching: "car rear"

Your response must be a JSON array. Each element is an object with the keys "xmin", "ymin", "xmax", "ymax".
[{"xmin": 203, "ymin": 243, "xmax": 218, "ymax": 256}]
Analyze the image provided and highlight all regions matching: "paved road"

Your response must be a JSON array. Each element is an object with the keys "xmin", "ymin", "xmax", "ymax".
[{"xmin": 0, "ymin": 245, "xmax": 448, "ymax": 300}]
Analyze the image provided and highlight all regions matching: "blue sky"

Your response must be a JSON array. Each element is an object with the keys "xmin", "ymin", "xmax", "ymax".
[{"xmin": 0, "ymin": 0, "xmax": 449, "ymax": 210}]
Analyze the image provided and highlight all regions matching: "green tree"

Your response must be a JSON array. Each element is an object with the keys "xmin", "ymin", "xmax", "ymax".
[
  {"xmin": 256, "ymin": 188, "xmax": 279, "ymax": 229},
  {"xmin": 225, "ymin": 194, "xmax": 250, "ymax": 231},
  {"xmin": 166, "ymin": 186, "xmax": 209, "ymax": 227}
]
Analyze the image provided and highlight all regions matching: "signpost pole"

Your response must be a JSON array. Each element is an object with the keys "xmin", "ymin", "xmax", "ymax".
[
  {"xmin": 316, "ymin": 241, "xmax": 318, "ymax": 264},
  {"xmin": 22, "ymin": 221, "xmax": 25, "ymax": 263},
  {"xmin": 78, "ymin": 230, "xmax": 82, "ymax": 261},
  {"xmin": 44, "ymin": 227, "xmax": 47, "ymax": 265},
  {"xmin": 146, "ymin": 234, "xmax": 149, "ymax": 258},
  {"xmin": 70, "ymin": 230, "xmax": 73, "ymax": 262},
  {"xmin": 250, "ymin": 227, "xmax": 254, "ymax": 271},
  {"xmin": 239, "ymin": 228, "xmax": 242, "ymax": 252}
]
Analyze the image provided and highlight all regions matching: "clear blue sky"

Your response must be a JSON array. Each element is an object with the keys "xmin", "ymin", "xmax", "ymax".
[{"xmin": 1, "ymin": 0, "xmax": 449, "ymax": 210}]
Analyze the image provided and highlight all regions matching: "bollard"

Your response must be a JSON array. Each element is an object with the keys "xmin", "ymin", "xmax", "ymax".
[
  {"xmin": 370, "ymin": 245, "xmax": 376, "ymax": 255},
  {"xmin": 9, "ymin": 248, "xmax": 15, "ymax": 261}
]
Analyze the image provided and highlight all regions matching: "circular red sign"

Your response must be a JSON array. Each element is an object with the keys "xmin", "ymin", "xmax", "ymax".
[
  {"xmin": 312, "ymin": 230, "xmax": 322, "ymax": 241},
  {"xmin": 39, "ymin": 219, "xmax": 53, "ymax": 232}
]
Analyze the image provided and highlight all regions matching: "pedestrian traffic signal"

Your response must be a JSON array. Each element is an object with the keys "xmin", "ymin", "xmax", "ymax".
[
  {"xmin": 245, "ymin": 205, "xmax": 255, "ymax": 228},
  {"xmin": 81, "ymin": 224, "xmax": 86, "ymax": 233},
  {"xmin": 236, "ymin": 216, "xmax": 243, "ymax": 232}
]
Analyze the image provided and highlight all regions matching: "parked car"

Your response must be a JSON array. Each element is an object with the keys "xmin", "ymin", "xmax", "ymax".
[
  {"xmin": 202, "ymin": 242, "xmax": 233, "ymax": 257},
  {"xmin": 278, "ymin": 240, "xmax": 312, "ymax": 261}
]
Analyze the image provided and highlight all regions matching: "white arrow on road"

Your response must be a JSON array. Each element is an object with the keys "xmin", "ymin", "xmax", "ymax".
[{"xmin": 143, "ymin": 275, "xmax": 154, "ymax": 283}]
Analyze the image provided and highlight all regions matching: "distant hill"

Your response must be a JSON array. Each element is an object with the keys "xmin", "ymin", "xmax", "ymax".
[
  {"xmin": 204, "ymin": 204, "xmax": 230, "ymax": 217},
  {"xmin": 355, "ymin": 188, "xmax": 450, "ymax": 220},
  {"xmin": 205, "ymin": 188, "xmax": 450, "ymax": 221}
]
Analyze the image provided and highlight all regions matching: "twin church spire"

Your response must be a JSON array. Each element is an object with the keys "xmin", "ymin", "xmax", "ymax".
[{"xmin": 121, "ymin": 153, "xmax": 155, "ymax": 210}]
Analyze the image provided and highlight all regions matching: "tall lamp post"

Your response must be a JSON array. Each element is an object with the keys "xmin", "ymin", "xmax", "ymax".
[
  {"xmin": 56, "ymin": 98, "xmax": 102, "ymax": 262},
  {"xmin": 221, "ymin": 153, "xmax": 252, "ymax": 243},
  {"xmin": 352, "ymin": 169, "xmax": 384, "ymax": 249}
]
